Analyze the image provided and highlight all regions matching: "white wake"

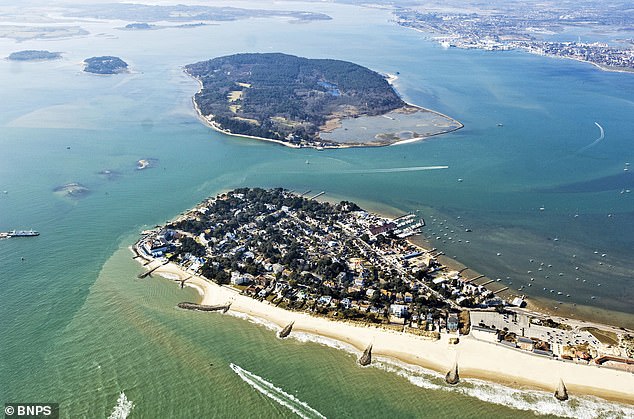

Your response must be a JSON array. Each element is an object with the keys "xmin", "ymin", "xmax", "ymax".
[
  {"xmin": 107, "ymin": 392, "xmax": 134, "ymax": 419},
  {"xmin": 230, "ymin": 363, "xmax": 326, "ymax": 419},
  {"xmin": 577, "ymin": 122, "xmax": 605, "ymax": 153},
  {"xmin": 343, "ymin": 165, "xmax": 449, "ymax": 174}
]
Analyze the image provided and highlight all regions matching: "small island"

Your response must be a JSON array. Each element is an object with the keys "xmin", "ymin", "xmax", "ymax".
[
  {"xmin": 83, "ymin": 56, "xmax": 128, "ymax": 74},
  {"xmin": 185, "ymin": 53, "xmax": 462, "ymax": 148},
  {"xmin": 7, "ymin": 50, "xmax": 62, "ymax": 61},
  {"xmin": 122, "ymin": 22, "xmax": 154, "ymax": 30}
]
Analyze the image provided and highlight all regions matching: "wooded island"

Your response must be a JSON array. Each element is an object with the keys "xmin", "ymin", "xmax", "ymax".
[{"xmin": 186, "ymin": 53, "xmax": 461, "ymax": 147}]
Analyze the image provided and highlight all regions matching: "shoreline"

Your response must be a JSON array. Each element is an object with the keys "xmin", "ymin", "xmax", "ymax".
[
  {"xmin": 185, "ymin": 68, "xmax": 463, "ymax": 149},
  {"xmin": 133, "ymin": 248, "xmax": 634, "ymax": 406},
  {"xmin": 401, "ymin": 26, "xmax": 634, "ymax": 75}
]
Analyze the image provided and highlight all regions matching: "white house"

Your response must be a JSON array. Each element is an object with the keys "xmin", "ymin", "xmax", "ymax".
[
  {"xmin": 230, "ymin": 271, "xmax": 253, "ymax": 286},
  {"xmin": 389, "ymin": 304, "xmax": 408, "ymax": 318}
]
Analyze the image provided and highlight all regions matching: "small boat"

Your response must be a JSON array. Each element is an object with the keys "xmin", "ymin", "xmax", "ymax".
[{"xmin": 7, "ymin": 229, "xmax": 40, "ymax": 237}]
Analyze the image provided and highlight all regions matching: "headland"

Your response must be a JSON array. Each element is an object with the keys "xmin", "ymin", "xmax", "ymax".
[{"xmin": 133, "ymin": 188, "xmax": 634, "ymax": 404}]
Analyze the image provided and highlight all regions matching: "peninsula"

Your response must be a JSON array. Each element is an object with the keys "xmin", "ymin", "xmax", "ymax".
[
  {"xmin": 185, "ymin": 53, "xmax": 462, "ymax": 148},
  {"xmin": 134, "ymin": 188, "xmax": 634, "ymax": 403},
  {"xmin": 83, "ymin": 56, "xmax": 128, "ymax": 74}
]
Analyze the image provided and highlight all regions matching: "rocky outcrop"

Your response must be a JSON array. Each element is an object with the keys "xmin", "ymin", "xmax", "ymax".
[
  {"xmin": 445, "ymin": 362, "xmax": 459, "ymax": 385},
  {"xmin": 177, "ymin": 302, "xmax": 231, "ymax": 313},
  {"xmin": 278, "ymin": 321, "xmax": 294, "ymax": 338},
  {"xmin": 359, "ymin": 343, "xmax": 372, "ymax": 366},
  {"xmin": 554, "ymin": 379, "xmax": 569, "ymax": 401}
]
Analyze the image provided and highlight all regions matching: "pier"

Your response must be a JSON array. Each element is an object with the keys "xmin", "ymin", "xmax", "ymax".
[
  {"xmin": 495, "ymin": 286, "xmax": 509, "ymax": 293},
  {"xmin": 309, "ymin": 191, "xmax": 325, "ymax": 200},
  {"xmin": 479, "ymin": 279, "xmax": 495, "ymax": 286}
]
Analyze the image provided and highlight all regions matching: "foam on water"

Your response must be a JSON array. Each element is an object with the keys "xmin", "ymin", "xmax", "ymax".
[
  {"xmin": 107, "ymin": 392, "xmax": 134, "ymax": 419},
  {"xmin": 230, "ymin": 363, "xmax": 327, "ymax": 419},
  {"xmin": 156, "ymin": 272, "xmax": 179, "ymax": 281},
  {"xmin": 290, "ymin": 332, "xmax": 360, "ymax": 354},
  {"xmin": 226, "ymin": 311, "xmax": 280, "ymax": 332},
  {"xmin": 377, "ymin": 361, "xmax": 634, "ymax": 418}
]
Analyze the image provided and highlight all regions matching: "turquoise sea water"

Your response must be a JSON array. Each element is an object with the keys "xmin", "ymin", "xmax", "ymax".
[{"xmin": 1, "ymin": 2, "xmax": 633, "ymax": 417}]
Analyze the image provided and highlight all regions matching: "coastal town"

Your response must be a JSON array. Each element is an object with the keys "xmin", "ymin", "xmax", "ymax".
[
  {"xmin": 394, "ymin": 5, "xmax": 634, "ymax": 72},
  {"xmin": 135, "ymin": 188, "xmax": 634, "ymax": 374}
]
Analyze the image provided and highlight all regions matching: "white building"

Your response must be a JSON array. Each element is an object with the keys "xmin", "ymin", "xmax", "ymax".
[{"xmin": 390, "ymin": 304, "xmax": 408, "ymax": 318}]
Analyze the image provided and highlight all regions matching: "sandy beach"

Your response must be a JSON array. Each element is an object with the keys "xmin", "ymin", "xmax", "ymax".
[{"xmin": 142, "ymin": 257, "xmax": 634, "ymax": 405}]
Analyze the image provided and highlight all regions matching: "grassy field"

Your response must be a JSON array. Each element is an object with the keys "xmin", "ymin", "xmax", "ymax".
[{"xmin": 581, "ymin": 327, "xmax": 619, "ymax": 346}]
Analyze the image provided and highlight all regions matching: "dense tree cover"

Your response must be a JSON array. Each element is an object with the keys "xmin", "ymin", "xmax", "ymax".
[
  {"xmin": 8, "ymin": 50, "xmax": 61, "ymax": 61},
  {"xmin": 83, "ymin": 56, "xmax": 128, "ymax": 74},
  {"xmin": 185, "ymin": 53, "xmax": 405, "ymax": 144}
]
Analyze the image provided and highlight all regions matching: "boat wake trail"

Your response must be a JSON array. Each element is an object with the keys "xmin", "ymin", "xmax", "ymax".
[
  {"xmin": 577, "ymin": 122, "xmax": 605, "ymax": 154},
  {"xmin": 230, "ymin": 363, "xmax": 327, "ymax": 419},
  {"xmin": 107, "ymin": 392, "xmax": 134, "ymax": 419},
  {"xmin": 342, "ymin": 165, "xmax": 449, "ymax": 174}
]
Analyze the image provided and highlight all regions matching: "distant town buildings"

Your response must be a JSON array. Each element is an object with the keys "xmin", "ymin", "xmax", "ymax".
[{"xmin": 395, "ymin": 8, "xmax": 634, "ymax": 72}]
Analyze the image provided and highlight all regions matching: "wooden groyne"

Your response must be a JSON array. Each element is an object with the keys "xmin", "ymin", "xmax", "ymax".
[
  {"xmin": 278, "ymin": 321, "xmax": 294, "ymax": 338},
  {"xmin": 554, "ymin": 379, "xmax": 569, "ymax": 401},
  {"xmin": 177, "ymin": 302, "xmax": 231, "ymax": 313},
  {"xmin": 138, "ymin": 265, "xmax": 159, "ymax": 278},
  {"xmin": 445, "ymin": 362, "xmax": 459, "ymax": 385},
  {"xmin": 137, "ymin": 260, "xmax": 169, "ymax": 278},
  {"xmin": 358, "ymin": 343, "xmax": 372, "ymax": 366}
]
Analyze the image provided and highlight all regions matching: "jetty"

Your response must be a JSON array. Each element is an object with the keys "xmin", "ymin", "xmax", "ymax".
[
  {"xmin": 309, "ymin": 191, "xmax": 325, "ymax": 200},
  {"xmin": 445, "ymin": 362, "xmax": 460, "ymax": 385},
  {"xmin": 278, "ymin": 321, "xmax": 294, "ymax": 338},
  {"xmin": 554, "ymin": 379, "xmax": 569, "ymax": 401},
  {"xmin": 358, "ymin": 343, "xmax": 372, "ymax": 366},
  {"xmin": 177, "ymin": 302, "xmax": 231, "ymax": 313}
]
